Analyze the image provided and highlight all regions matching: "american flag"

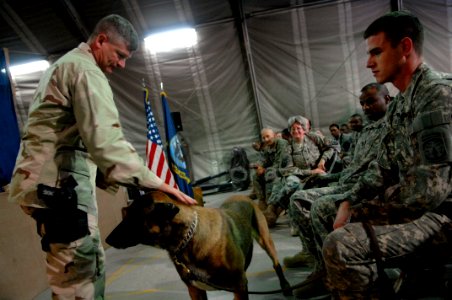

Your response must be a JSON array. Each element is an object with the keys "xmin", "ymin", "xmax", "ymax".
[{"xmin": 143, "ymin": 87, "xmax": 178, "ymax": 188}]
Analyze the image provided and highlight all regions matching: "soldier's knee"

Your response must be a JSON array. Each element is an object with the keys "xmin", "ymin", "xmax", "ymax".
[
  {"xmin": 290, "ymin": 190, "xmax": 307, "ymax": 201},
  {"xmin": 322, "ymin": 231, "xmax": 341, "ymax": 263},
  {"xmin": 311, "ymin": 198, "xmax": 321, "ymax": 213}
]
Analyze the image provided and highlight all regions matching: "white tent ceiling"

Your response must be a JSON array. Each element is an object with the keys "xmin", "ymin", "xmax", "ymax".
[{"xmin": 4, "ymin": 0, "xmax": 452, "ymax": 181}]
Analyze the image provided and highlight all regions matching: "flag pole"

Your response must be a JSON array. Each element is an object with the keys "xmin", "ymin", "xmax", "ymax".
[
  {"xmin": 160, "ymin": 89, "xmax": 194, "ymax": 197},
  {"xmin": 142, "ymin": 79, "xmax": 178, "ymax": 189}
]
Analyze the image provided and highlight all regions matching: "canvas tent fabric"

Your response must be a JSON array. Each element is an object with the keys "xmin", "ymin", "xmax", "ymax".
[{"xmin": 6, "ymin": 0, "xmax": 452, "ymax": 183}]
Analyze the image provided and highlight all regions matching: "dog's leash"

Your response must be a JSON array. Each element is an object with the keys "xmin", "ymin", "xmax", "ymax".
[
  {"xmin": 186, "ymin": 275, "xmax": 323, "ymax": 295},
  {"xmin": 168, "ymin": 210, "xmax": 316, "ymax": 295}
]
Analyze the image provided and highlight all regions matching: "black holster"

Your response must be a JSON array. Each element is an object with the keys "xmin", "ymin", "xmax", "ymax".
[
  {"xmin": 32, "ymin": 208, "xmax": 89, "ymax": 251},
  {"xmin": 34, "ymin": 176, "xmax": 89, "ymax": 251}
]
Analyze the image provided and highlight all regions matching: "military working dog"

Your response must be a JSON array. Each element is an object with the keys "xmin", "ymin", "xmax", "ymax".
[{"xmin": 106, "ymin": 191, "xmax": 291, "ymax": 300}]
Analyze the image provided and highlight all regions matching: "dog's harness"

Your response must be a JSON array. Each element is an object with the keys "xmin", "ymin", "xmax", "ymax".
[
  {"xmin": 169, "ymin": 211, "xmax": 203, "ymax": 283},
  {"xmin": 169, "ymin": 211, "xmax": 223, "ymax": 291},
  {"xmin": 172, "ymin": 211, "xmax": 198, "ymax": 256}
]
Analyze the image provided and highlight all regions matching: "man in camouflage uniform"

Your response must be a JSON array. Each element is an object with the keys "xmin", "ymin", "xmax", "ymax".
[
  {"xmin": 263, "ymin": 116, "xmax": 334, "ymax": 227},
  {"xmin": 329, "ymin": 123, "xmax": 352, "ymax": 154},
  {"xmin": 328, "ymin": 123, "xmax": 353, "ymax": 172},
  {"xmin": 322, "ymin": 11, "xmax": 452, "ymax": 299},
  {"xmin": 250, "ymin": 128, "xmax": 289, "ymax": 210},
  {"xmin": 8, "ymin": 15, "xmax": 196, "ymax": 300},
  {"xmin": 286, "ymin": 83, "xmax": 390, "ymax": 298},
  {"xmin": 341, "ymin": 113, "xmax": 364, "ymax": 167}
]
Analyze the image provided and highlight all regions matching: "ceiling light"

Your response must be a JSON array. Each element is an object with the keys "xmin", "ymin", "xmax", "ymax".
[
  {"xmin": 1, "ymin": 60, "xmax": 49, "ymax": 77},
  {"xmin": 144, "ymin": 28, "xmax": 197, "ymax": 54}
]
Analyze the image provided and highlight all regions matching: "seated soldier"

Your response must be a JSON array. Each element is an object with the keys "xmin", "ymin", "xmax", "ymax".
[
  {"xmin": 328, "ymin": 123, "xmax": 353, "ymax": 172},
  {"xmin": 263, "ymin": 116, "xmax": 334, "ymax": 227},
  {"xmin": 250, "ymin": 128, "xmax": 289, "ymax": 210},
  {"xmin": 286, "ymin": 82, "xmax": 391, "ymax": 298},
  {"xmin": 323, "ymin": 11, "xmax": 452, "ymax": 299},
  {"xmin": 340, "ymin": 123, "xmax": 351, "ymax": 134},
  {"xmin": 343, "ymin": 113, "xmax": 364, "ymax": 166},
  {"xmin": 280, "ymin": 127, "xmax": 292, "ymax": 142},
  {"xmin": 247, "ymin": 141, "xmax": 262, "ymax": 200},
  {"xmin": 330, "ymin": 123, "xmax": 352, "ymax": 152}
]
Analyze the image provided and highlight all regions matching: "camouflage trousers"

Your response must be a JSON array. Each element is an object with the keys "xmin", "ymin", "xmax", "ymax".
[
  {"xmin": 289, "ymin": 184, "xmax": 352, "ymax": 271},
  {"xmin": 251, "ymin": 172, "xmax": 266, "ymax": 201},
  {"xmin": 323, "ymin": 212, "xmax": 452, "ymax": 299},
  {"xmin": 37, "ymin": 212, "xmax": 106, "ymax": 300},
  {"xmin": 267, "ymin": 175, "xmax": 304, "ymax": 209},
  {"xmin": 252, "ymin": 173, "xmax": 276, "ymax": 206}
]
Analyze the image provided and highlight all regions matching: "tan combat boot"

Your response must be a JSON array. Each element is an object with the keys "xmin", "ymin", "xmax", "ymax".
[
  {"xmin": 293, "ymin": 269, "xmax": 329, "ymax": 299},
  {"xmin": 257, "ymin": 198, "xmax": 268, "ymax": 211},
  {"xmin": 263, "ymin": 204, "xmax": 283, "ymax": 228}
]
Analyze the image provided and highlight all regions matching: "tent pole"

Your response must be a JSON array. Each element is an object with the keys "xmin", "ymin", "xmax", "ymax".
[
  {"xmin": 229, "ymin": 0, "xmax": 263, "ymax": 131},
  {"xmin": 391, "ymin": 0, "xmax": 403, "ymax": 11}
]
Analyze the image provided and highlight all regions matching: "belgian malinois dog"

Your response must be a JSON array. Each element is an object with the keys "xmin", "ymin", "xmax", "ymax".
[{"xmin": 106, "ymin": 190, "xmax": 291, "ymax": 300}]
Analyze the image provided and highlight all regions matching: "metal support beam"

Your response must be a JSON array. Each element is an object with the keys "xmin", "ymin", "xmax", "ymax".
[
  {"xmin": 391, "ymin": 0, "xmax": 403, "ymax": 11},
  {"xmin": 0, "ymin": 1, "xmax": 47, "ymax": 55},
  {"xmin": 60, "ymin": 0, "xmax": 90, "ymax": 39},
  {"xmin": 120, "ymin": 0, "xmax": 147, "ymax": 37},
  {"xmin": 228, "ymin": 0, "xmax": 263, "ymax": 130}
]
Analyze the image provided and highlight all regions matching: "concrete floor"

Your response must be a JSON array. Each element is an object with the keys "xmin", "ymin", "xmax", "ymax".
[{"xmin": 34, "ymin": 189, "xmax": 312, "ymax": 300}]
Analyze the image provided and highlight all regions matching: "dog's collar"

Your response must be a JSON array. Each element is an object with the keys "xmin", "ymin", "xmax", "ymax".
[{"xmin": 171, "ymin": 210, "xmax": 198, "ymax": 257}]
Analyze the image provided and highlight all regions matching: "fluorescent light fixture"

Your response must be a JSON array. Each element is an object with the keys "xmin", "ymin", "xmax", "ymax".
[
  {"xmin": 1, "ymin": 60, "xmax": 49, "ymax": 77},
  {"xmin": 144, "ymin": 28, "xmax": 197, "ymax": 53}
]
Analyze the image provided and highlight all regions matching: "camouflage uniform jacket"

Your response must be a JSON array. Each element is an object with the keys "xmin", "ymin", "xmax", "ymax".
[
  {"xmin": 256, "ymin": 138, "xmax": 289, "ymax": 169},
  {"xmin": 279, "ymin": 132, "xmax": 334, "ymax": 177},
  {"xmin": 338, "ymin": 133, "xmax": 353, "ymax": 153},
  {"xmin": 343, "ymin": 130, "xmax": 361, "ymax": 164},
  {"xmin": 335, "ymin": 132, "xmax": 353, "ymax": 162},
  {"xmin": 8, "ymin": 43, "xmax": 163, "ymax": 215},
  {"xmin": 342, "ymin": 64, "xmax": 452, "ymax": 218},
  {"xmin": 337, "ymin": 117, "xmax": 386, "ymax": 185}
]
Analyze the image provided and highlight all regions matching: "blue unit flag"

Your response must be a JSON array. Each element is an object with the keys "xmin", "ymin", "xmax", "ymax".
[{"xmin": 161, "ymin": 92, "xmax": 193, "ymax": 197}]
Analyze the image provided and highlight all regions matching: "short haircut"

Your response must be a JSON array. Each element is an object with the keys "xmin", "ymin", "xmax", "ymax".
[
  {"xmin": 363, "ymin": 10, "xmax": 424, "ymax": 55},
  {"xmin": 90, "ymin": 14, "xmax": 139, "ymax": 51},
  {"xmin": 329, "ymin": 123, "xmax": 340, "ymax": 130},
  {"xmin": 360, "ymin": 82, "xmax": 390, "ymax": 97},
  {"xmin": 349, "ymin": 113, "xmax": 363, "ymax": 121},
  {"xmin": 261, "ymin": 128, "xmax": 275, "ymax": 135}
]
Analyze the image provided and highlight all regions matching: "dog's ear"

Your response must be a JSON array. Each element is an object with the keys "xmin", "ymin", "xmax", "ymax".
[{"xmin": 153, "ymin": 202, "xmax": 180, "ymax": 221}]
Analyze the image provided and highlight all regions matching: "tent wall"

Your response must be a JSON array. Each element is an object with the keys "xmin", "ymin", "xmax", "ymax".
[
  {"xmin": 2, "ymin": 0, "xmax": 452, "ymax": 298},
  {"xmin": 404, "ymin": 0, "xmax": 452, "ymax": 72},
  {"xmin": 247, "ymin": 0, "xmax": 390, "ymax": 132},
  {"xmin": 110, "ymin": 21, "xmax": 259, "ymax": 180},
  {"xmin": 10, "ymin": 0, "xmax": 452, "ymax": 182}
]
